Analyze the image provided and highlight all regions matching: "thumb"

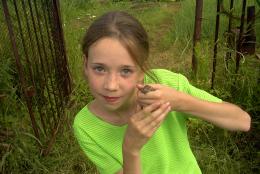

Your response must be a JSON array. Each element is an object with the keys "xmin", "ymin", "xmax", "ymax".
[{"xmin": 136, "ymin": 84, "xmax": 145, "ymax": 89}]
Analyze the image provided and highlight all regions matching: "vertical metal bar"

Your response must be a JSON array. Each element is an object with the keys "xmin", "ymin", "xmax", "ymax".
[
  {"xmin": 40, "ymin": 0, "xmax": 63, "ymax": 125},
  {"xmin": 47, "ymin": 0, "xmax": 66, "ymax": 109},
  {"xmin": 225, "ymin": 0, "xmax": 234, "ymax": 69},
  {"xmin": 21, "ymin": 0, "xmax": 47, "ymax": 135},
  {"xmin": 33, "ymin": 0, "xmax": 60, "ymax": 126},
  {"xmin": 235, "ymin": 0, "xmax": 247, "ymax": 73},
  {"xmin": 42, "ymin": 0, "xmax": 72, "ymax": 156},
  {"xmin": 228, "ymin": 0, "xmax": 234, "ymax": 36},
  {"xmin": 192, "ymin": 0, "xmax": 203, "ymax": 76},
  {"xmin": 244, "ymin": 6, "xmax": 256, "ymax": 54},
  {"xmin": 45, "ymin": 0, "xmax": 60, "ymax": 81},
  {"xmin": 44, "ymin": 0, "xmax": 64, "ymax": 125},
  {"xmin": 45, "ymin": 0, "xmax": 63, "ymax": 104},
  {"xmin": 211, "ymin": 0, "xmax": 221, "ymax": 89},
  {"xmin": 52, "ymin": 0, "xmax": 71, "ymax": 97},
  {"xmin": 2, "ymin": 0, "xmax": 40, "ymax": 141},
  {"xmin": 28, "ymin": 0, "xmax": 57, "ymax": 131},
  {"xmin": 28, "ymin": 0, "xmax": 55, "ymax": 134},
  {"xmin": 14, "ymin": 0, "xmax": 48, "ymax": 135},
  {"xmin": 13, "ymin": 0, "xmax": 34, "ymax": 87},
  {"xmin": 48, "ymin": 0, "xmax": 71, "ymax": 122},
  {"xmin": 40, "ymin": 0, "xmax": 56, "ymax": 67}
]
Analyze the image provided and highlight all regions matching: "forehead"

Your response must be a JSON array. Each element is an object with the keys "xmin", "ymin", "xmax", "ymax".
[{"xmin": 88, "ymin": 37, "xmax": 137, "ymax": 66}]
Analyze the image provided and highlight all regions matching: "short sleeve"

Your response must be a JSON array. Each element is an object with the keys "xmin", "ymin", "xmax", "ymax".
[
  {"xmin": 148, "ymin": 69, "xmax": 222, "ymax": 103},
  {"xmin": 177, "ymin": 74, "xmax": 222, "ymax": 103},
  {"xmin": 73, "ymin": 121, "xmax": 122, "ymax": 174}
]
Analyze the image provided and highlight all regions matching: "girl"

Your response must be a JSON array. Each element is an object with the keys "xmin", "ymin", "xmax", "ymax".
[{"xmin": 73, "ymin": 11, "xmax": 251, "ymax": 174}]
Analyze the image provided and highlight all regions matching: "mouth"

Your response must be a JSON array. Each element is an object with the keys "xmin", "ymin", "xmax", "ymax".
[{"xmin": 103, "ymin": 96, "xmax": 121, "ymax": 103}]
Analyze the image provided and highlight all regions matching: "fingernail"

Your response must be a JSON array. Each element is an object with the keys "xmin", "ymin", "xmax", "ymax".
[{"xmin": 137, "ymin": 84, "xmax": 143, "ymax": 88}]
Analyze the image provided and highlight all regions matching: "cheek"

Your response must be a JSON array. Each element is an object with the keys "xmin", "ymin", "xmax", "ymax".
[
  {"xmin": 86, "ymin": 72, "xmax": 102, "ymax": 90},
  {"xmin": 122, "ymin": 77, "xmax": 139, "ymax": 92}
]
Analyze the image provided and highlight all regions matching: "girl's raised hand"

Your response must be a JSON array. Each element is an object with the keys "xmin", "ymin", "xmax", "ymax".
[
  {"xmin": 123, "ymin": 101, "xmax": 171, "ymax": 155},
  {"xmin": 137, "ymin": 84, "xmax": 182, "ymax": 111}
]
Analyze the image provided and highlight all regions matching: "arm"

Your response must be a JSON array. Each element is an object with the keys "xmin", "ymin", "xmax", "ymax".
[
  {"xmin": 115, "ymin": 144, "xmax": 142, "ymax": 174},
  {"xmin": 175, "ymin": 92, "xmax": 251, "ymax": 131},
  {"xmin": 117, "ymin": 102, "xmax": 171, "ymax": 174},
  {"xmin": 137, "ymin": 84, "xmax": 251, "ymax": 132},
  {"xmin": 121, "ymin": 149, "xmax": 141, "ymax": 174}
]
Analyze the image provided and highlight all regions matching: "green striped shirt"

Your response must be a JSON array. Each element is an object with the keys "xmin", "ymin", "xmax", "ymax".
[{"xmin": 73, "ymin": 69, "xmax": 222, "ymax": 174}]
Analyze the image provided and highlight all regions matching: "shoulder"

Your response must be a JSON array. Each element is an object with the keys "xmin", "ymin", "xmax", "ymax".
[
  {"xmin": 148, "ymin": 69, "xmax": 188, "ymax": 81},
  {"xmin": 73, "ymin": 105, "xmax": 89, "ymax": 132},
  {"xmin": 149, "ymin": 68, "xmax": 179, "ymax": 77}
]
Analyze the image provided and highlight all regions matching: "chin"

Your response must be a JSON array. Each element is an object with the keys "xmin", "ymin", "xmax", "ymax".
[
  {"xmin": 101, "ymin": 104, "xmax": 122, "ymax": 113},
  {"xmin": 104, "ymin": 99, "xmax": 130, "ymax": 112}
]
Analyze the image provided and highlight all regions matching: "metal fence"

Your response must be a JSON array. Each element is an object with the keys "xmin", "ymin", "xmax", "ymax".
[{"xmin": 1, "ymin": 0, "xmax": 71, "ymax": 156}]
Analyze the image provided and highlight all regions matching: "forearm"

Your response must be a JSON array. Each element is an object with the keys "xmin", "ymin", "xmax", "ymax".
[
  {"xmin": 118, "ymin": 102, "xmax": 171, "ymax": 174},
  {"xmin": 122, "ymin": 147, "xmax": 142, "ymax": 174},
  {"xmin": 176, "ymin": 93, "xmax": 251, "ymax": 131}
]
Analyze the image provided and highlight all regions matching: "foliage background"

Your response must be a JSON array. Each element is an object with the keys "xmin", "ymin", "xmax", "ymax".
[{"xmin": 0, "ymin": 0, "xmax": 259, "ymax": 173}]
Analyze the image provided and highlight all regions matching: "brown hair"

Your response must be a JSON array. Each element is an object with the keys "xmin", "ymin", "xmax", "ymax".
[{"xmin": 81, "ymin": 11, "xmax": 158, "ymax": 82}]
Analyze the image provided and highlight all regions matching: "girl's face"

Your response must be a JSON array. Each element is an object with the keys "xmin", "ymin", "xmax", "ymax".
[{"xmin": 84, "ymin": 37, "xmax": 144, "ymax": 112}]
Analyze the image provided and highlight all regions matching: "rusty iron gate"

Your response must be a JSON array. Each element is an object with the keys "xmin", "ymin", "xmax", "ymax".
[
  {"xmin": 2, "ymin": 0, "xmax": 71, "ymax": 156},
  {"xmin": 210, "ymin": 0, "xmax": 258, "ymax": 89}
]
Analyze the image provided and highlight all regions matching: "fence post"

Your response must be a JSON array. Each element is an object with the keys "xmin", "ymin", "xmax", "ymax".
[
  {"xmin": 235, "ymin": 0, "xmax": 247, "ymax": 73},
  {"xmin": 2, "ymin": 0, "xmax": 40, "ymax": 143},
  {"xmin": 192, "ymin": 0, "xmax": 203, "ymax": 76},
  {"xmin": 211, "ymin": 0, "xmax": 221, "ymax": 89}
]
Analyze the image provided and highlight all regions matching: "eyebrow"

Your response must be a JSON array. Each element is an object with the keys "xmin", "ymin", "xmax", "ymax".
[
  {"xmin": 121, "ymin": 65, "xmax": 136, "ymax": 69},
  {"xmin": 91, "ymin": 63, "xmax": 136, "ymax": 69},
  {"xmin": 91, "ymin": 63, "xmax": 105, "ymax": 66}
]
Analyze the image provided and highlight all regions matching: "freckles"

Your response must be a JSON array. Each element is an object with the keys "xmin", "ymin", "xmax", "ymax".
[
  {"xmin": 89, "ymin": 78, "xmax": 101, "ymax": 88},
  {"xmin": 87, "ymin": 74, "xmax": 101, "ymax": 88},
  {"xmin": 123, "ymin": 80, "xmax": 138, "ymax": 93}
]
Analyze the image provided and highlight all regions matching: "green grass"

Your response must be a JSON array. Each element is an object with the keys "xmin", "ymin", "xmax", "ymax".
[{"xmin": 1, "ymin": 0, "xmax": 259, "ymax": 173}]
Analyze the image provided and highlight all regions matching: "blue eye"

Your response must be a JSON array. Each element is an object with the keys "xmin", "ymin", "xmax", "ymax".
[
  {"xmin": 121, "ymin": 68, "xmax": 132, "ymax": 76},
  {"xmin": 93, "ymin": 66, "xmax": 105, "ymax": 73}
]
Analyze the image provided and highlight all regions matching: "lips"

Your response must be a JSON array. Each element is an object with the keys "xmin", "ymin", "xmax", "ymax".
[{"xmin": 103, "ymin": 96, "xmax": 120, "ymax": 103}]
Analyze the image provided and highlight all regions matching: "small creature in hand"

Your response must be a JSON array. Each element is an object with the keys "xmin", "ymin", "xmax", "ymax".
[{"xmin": 139, "ymin": 85, "xmax": 156, "ymax": 94}]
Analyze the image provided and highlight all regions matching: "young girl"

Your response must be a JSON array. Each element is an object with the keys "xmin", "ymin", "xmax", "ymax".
[{"xmin": 73, "ymin": 11, "xmax": 251, "ymax": 174}]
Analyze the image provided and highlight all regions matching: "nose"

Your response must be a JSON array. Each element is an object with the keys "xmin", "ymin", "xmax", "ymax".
[{"xmin": 104, "ymin": 73, "xmax": 119, "ymax": 91}]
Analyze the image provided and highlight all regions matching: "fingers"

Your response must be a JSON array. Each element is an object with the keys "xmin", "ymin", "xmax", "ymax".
[
  {"xmin": 148, "ymin": 103, "xmax": 171, "ymax": 129},
  {"xmin": 134, "ymin": 101, "xmax": 170, "ymax": 123},
  {"xmin": 144, "ymin": 101, "xmax": 163, "ymax": 112},
  {"xmin": 143, "ymin": 102, "xmax": 171, "ymax": 126},
  {"xmin": 138, "ymin": 102, "xmax": 171, "ymax": 137},
  {"xmin": 134, "ymin": 102, "xmax": 161, "ymax": 120},
  {"xmin": 133, "ymin": 102, "xmax": 160, "ymax": 122},
  {"xmin": 136, "ymin": 84, "xmax": 145, "ymax": 90},
  {"xmin": 137, "ymin": 92, "xmax": 162, "ymax": 109},
  {"xmin": 137, "ymin": 84, "xmax": 161, "ymax": 109},
  {"xmin": 138, "ymin": 99, "xmax": 155, "ymax": 108},
  {"xmin": 126, "ymin": 101, "xmax": 171, "ymax": 149}
]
